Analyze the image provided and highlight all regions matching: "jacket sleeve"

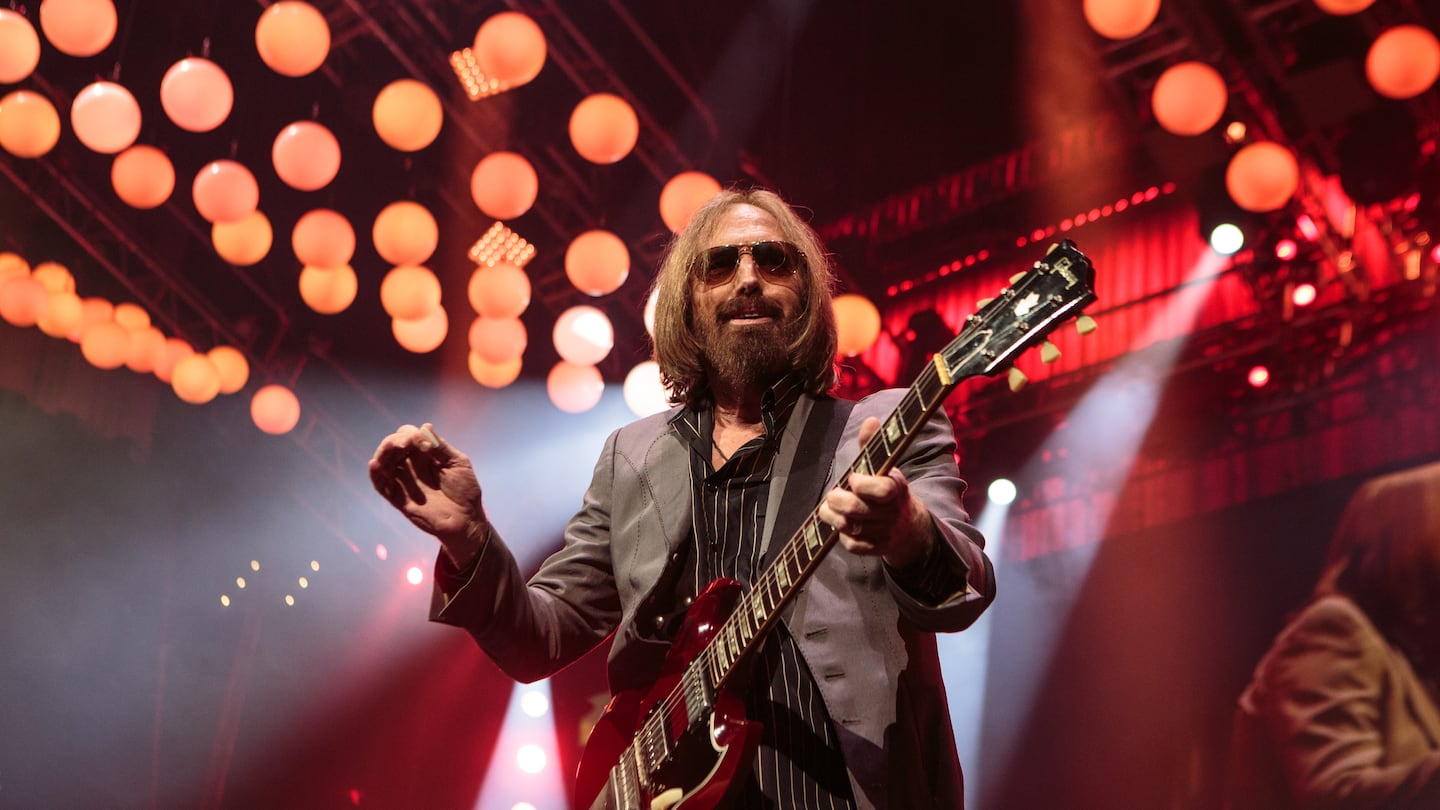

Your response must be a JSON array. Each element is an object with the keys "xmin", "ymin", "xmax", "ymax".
[
  {"xmin": 1256, "ymin": 599, "xmax": 1440, "ymax": 809},
  {"xmin": 427, "ymin": 429, "xmax": 625, "ymax": 683},
  {"xmin": 864, "ymin": 392, "xmax": 996, "ymax": 632}
]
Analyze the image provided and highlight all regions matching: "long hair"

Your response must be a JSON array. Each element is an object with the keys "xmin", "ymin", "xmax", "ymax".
[
  {"xmin": 650, "ymin": 188, "xmax": 838, "ymax": 406},
  {"xmin": 1313, "ymin": 460, "xmax": 1440, "ymax": 675}
]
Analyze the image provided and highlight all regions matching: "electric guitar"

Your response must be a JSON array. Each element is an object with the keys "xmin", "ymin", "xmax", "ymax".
[{"xmin": 575, "ymin": 240, "xmax": 1098, "ymax": 810}]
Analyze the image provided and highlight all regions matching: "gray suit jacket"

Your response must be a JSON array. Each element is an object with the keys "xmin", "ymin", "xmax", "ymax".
[{"xmin": 432, "ymin": 389, "xmax": 996, "ymax": 809}]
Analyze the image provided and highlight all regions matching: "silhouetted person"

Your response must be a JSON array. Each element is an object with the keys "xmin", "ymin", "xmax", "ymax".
[{"xmin": 1225, "ymin": 461, "xmax": 1440, "ymax": 809}]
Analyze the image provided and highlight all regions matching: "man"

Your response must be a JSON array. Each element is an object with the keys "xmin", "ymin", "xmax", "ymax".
[{"xmin": 370, "ymin": 188, "xmax": 995, "ymax": 809}]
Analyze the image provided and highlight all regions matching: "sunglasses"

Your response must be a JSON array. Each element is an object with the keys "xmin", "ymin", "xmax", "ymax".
[{"xmin": 693, "ymin": 240, "xmax": 805, "ymax": 285}]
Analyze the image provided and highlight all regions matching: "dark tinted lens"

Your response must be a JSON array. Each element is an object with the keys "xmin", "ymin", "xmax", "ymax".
[
  {"xmin": 703, "ymin": 245, "xmax": 741, "ymax": 275},
  {"xmin": 750, "ymin": 241, "xmax": 792, "ymax": 272}
]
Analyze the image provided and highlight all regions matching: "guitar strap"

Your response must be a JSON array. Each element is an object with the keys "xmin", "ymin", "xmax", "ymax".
[{"xmin": 762, "ymin": 395, "xmax": 856, "ymax": 570}]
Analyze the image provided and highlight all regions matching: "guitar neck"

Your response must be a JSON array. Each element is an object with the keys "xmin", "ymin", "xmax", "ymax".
[{"xmin": 705, "ymin": 355, "xmax": 961, "ymax": 691}]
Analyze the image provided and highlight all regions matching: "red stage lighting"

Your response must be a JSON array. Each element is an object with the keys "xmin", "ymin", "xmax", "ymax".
[
  {"xmin": 1275, "ymin": 238, "xmax": 1298, "ymax": 260},
  {"xmin": 1291, "ymin": 282, "xmax": 1317, "ymax": 307},
  {"xmin": 1248, "ymin": 365, "xmax": 1270, "ymax": 388}
]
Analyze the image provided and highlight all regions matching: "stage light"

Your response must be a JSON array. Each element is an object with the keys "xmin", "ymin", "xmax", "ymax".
[
  {"xmin": 564, "ymin": 230, "xmax": 629, "ymax": 296},
  {"xmin": 519, "ymin": 689, "xmax": 549, "ymax": 718},
  {"xmin": 375, "ymin": 544, "xmax": 388, "ymax": 561},
  {"xmin": 660, "ymin": 172, "xmax": 722, "ymax": 233},
  {"xmin": 406, "ymin": 566, "xmax": 424, "ymax": 585},
  {"xmin": 988, "ymin": 478, "xmax": 1017, "ymax": 505},
  {"xmin": 553, "ymin": 305, "xmax": 614, "ymax": 366},
  {"xmin": 1248, "ymin": 365, "xmax": 1270, "ymax": 388},
  {"xmin": 1209, "ymin": 223, "xmax": 1245, "ymax": 255},
  {"xmin": 1274, "ymin": 238, "xmax": 1298, "ymax": 260},
  {"xmin": 1291, "ymin": 282, "xmax": 1317, "ymax": 307},
  {"xmin": 471, "ymin": 151, "xmax": 538, "ymax": 220},
  {"xmin": 469, "ymin": 262, "xmax": 531, "ymax": 319},
  {"xmin": 516, "ymin": 743, "xmax": 547, "ymax": 774},
  {"xmin": 834, "ymin": 294, "xmax": 882, "ymax": 357},
  {"xmin": 547, "ymin": 361, "xmax": 605, "ymax": 414}
]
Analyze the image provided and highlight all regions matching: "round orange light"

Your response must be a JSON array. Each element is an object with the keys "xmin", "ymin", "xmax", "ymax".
[
  {"xmin": 0, "ymin": 89, "xmax": 61, "ymax": 158},
  {"xmin": 272, "ymin": 121, "xmax": 340, "ymax": 191},
  {"xmin": 467, "ymin": 262, "xmax": 530, "ymax": 318},
  {"xmin": 553, "ymin": 305, "xmax": 613, "ymax": 366},
  {"xmin": 206, "ymin": 345, "xmax": 250, "ymax": 394},
  {"xmin": 470, "ymin": 151, "xmax": 538, "ymax": 220},
  {"xmin": 467, "ymin": 352, "xmax": 522, "ymax": 388},
  {"xmin": 1082, "ymin": 0, "xmax": 1161, "ymax": 40},
  {"xmin": 565, "ymin": 230, "xmax": 630, "ymax": 296},
  {"xmin": 833, "ymin": 294, "xmax": 882, "ymax": 357},
  {"xmin": 473, "ymin": 12, "xmax": 546, "ymax": 88},
  {"xmin": 546, "ymin": 361, "xmax": 604, "ymax": 414},
  {"xmin": 1366, "ymin": 25, "xmax": 1440, "ymax": 100},
  {"xmin": 569, "ymin": 93, "xmax": 639, "ymax": 164},
  {"xmin": 153, "ymin": 337, "xmax": 195, "ymax": 383},
  {"xmin": 212, "ymin": 210, "xmax": 273, "ymax": 266},
  {"xmin": 372, "ymin": 79, "xmax": 443, "ymax": 152},
  {"xmin": 0, "ymin": 276, "xmax": 48, "ymax": 327},
  {"xmin": 392, "ymin": 306, "xmax": 449, "ymax": 353},
  {"xmin": 659, "ymin": 172, "xmax": 722, "ymax": 233},
  {"xmin": 172, "ymin": 354, "xmax": 221, "ymax": 404},
  {"xmin": 124, "ymin": 326, "xmax": 166, "ymax": 373},
  {"xmin": 30, "ymin": 261, "xmax": 74, "ymax": 295},
  {"xmin": 160, "ymin": 57, "xmax": 233, "ymax": 133},
  {"xmin": 112, "ymin": 302, "xmax": 150, "ymax": 332},
  {"xmin": 298, "ymin": 264, "xmax": 357, "ymax": 315},
  {"xmin": 379, "ymin": 264, "xmax": 441, "ymax": 320},
  {"xmin": 79, "ymin": 320, "xmax": 131, "ymax": 370},
  {"xmin": 38, "ymin": 291, "xmax": 83, "ymax": 338},
  {"xmin": 39, "ymin": 0, "xmax": 116, "ymax": 57},
  {"xmin": 467, "ymin": 316, "xmax": 527, "ymax": 364},
  {"xmin": 1313, "ymin": 0, "xmax": 1375, "ymax": 14},
  {"xmin": 192, "ymin": 160, "xmax": 259, "ymax": 224},
  {"xmin": 372, "ymin": 201, "xmax": 438, "ymax": 266},
  {"xmin": 292, "ymin": 209, "xmax": 355, "ymax": 268},
  {"xmin": 255, "ymin": 1, "xmax": 330, "ymax": 78},
  {"xmin": 1226, "ymin": 142, "xmax": 1300, "ymax": 213},
  {"xmin": 0, "ymin": 10, "xmax": 41, "ymax": 84},
  {"xmin": 251, "ymin": 384, "xmax": 301, "ymax": 435},
  {"xmin": 0, "ymin": 252, "xmax": 30, "ymax": 284},
  {"xmin": 1152, "ymin": 62, "xmax": 1227, "ymax": 136},
  {"xmin": 112, "ymin": 146, "xmax": 175, "ymax": 209},
  {"xmin": 70, "ymin": 80, "xmax": 141, "ymax": 154}
]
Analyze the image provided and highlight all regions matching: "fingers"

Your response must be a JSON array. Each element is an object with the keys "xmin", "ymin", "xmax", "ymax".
[
  {"xmin": 369, "ymin": 423, "xmax": 441, "ymax": 506},
  {"xmin": 821, "ymin": 468, "xmax": 912, "ymax": 557},
  {"xmin": 857, "ymin": 416, "xmax": 881, "ymax": 448}
]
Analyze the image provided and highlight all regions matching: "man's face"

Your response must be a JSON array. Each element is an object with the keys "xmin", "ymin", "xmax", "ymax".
[{"xmin": 690, "ymin": 204, "xmax": 805, "ymax": 389}]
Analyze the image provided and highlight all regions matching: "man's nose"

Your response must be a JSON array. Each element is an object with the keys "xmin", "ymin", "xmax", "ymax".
[{"xmin": 731, "ymin": 255, "xmax": 762, "ymax": 288}]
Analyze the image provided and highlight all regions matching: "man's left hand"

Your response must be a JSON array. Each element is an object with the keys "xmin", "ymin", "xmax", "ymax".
[{"xmin": 819, "ymin": 416, "xmax": 935, "ymax": 569}]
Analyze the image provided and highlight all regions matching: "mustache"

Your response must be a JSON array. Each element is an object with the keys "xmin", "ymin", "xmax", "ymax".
[{"xmin": 716, "ymin": 297, "xmax": 784, "ymax": 321}]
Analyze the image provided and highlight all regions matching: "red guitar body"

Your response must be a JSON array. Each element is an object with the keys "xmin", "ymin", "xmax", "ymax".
[{"xmin": 574, "ymin": 578, "xmax": 762, "ymax": 810}]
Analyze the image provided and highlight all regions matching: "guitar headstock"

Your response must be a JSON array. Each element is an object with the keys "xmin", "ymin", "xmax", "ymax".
[{"xmin": 939, "ymin": 240, "xmax": 1097, "ymax": 382}]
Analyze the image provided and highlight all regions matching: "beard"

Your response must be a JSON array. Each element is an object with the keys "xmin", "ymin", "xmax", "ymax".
[{"xmin": 695, "ymin": 296, "xmax": 799, "ymax": 391}]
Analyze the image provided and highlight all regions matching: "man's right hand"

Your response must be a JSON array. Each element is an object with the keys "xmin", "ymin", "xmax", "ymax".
[{"xmin": 369, "ymin": 422, "xmax": 487, "ymax": 568}]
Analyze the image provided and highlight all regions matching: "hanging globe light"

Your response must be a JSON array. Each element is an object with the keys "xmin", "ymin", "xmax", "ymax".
[
  {"xmin": 112, "ymin": 146, "xmax": 175, "ymax": 209},
  {"xmin": 0, "ymin": 10, "xmax": 41, "ymax": 84},
  {"xmin": 160, "ymin": 57, "xmax": 234, "ymax": 133},
  {"xmin": 254, "ymin": 1, "xmax": 330, "ymax": 77}
]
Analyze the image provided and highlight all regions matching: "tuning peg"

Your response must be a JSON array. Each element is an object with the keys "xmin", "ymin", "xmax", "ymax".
[
  {"xmin": 1040, "ymin": 341, "xmax": 1060, "ymax": 363},
  {"xmin": 976, "ymin": 296, "xmax": 994, "ymax": 309},
  {"xmin": 1076, "ymin": 314, "xmax": 1097, "ymax": 335},
  {"xmin": 1008, "ymin": 367, "xmax": 1028, "ymax": 391},
  {"xmin": 1009, "ymin": 271, "xmax": 1026, "ymax": 284}
]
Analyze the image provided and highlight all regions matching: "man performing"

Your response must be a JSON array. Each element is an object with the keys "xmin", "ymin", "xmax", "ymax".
[{"xmin": 370, "ymin": 188, "xmax": 996, "ymax": 809}]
